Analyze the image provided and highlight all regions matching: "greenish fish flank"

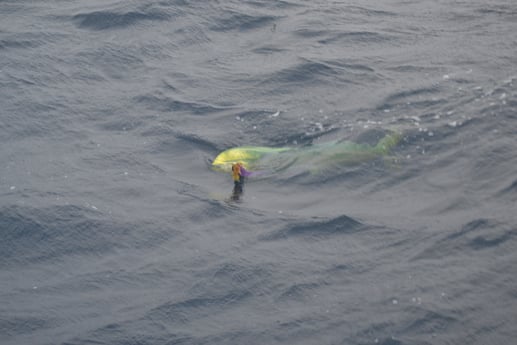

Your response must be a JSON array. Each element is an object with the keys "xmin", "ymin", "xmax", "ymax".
[{"xmin": 212, "ymin": 131, "xmax": 402, "ymax": 176}]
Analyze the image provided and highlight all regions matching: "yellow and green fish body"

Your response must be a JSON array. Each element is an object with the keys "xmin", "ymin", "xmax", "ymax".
[{"xmin": 212, "ymin": 132, "xmax": 401, "ymax": 176}]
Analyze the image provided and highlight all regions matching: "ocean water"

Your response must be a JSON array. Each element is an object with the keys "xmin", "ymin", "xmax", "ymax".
[{"xmin": 1, "ymin": 0, "xmax": 516, "ymax": 344}]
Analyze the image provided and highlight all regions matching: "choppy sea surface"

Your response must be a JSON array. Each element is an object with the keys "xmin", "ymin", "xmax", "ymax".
[{"xmin": 1, "ymin": 1, "xmax": 516, "ymax": 344}]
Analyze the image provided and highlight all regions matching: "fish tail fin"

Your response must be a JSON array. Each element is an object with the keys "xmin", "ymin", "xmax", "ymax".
[{"xmin": 375, "ymin": 132, "xmax": 402, "ymax": 155}]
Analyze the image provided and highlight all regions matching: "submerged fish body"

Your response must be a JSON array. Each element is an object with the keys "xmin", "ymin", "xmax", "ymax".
[{"xmin": 212, "ymin": 132, "xmax": 402, "ymax": 176}]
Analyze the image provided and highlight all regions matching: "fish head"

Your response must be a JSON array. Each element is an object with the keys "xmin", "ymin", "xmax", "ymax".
[
  {"xmin": 212, "ymin": 146, "xmax": 290, "ymax": 172},
  {"xmin": 212, "ymin": 147, "xmax": 261, "ymax": 172}
]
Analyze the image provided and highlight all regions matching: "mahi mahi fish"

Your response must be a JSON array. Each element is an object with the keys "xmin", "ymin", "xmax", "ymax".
[{"xmin": 212, "ymin": 131, "xmax": 402, "ymax": 178}]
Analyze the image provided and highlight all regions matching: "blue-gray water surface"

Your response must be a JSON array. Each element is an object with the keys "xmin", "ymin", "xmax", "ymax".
[{"xmin": 1, "ymin": 1, "xmax": 516, "ymax": 344}]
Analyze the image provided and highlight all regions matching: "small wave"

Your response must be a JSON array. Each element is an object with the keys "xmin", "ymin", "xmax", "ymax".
[
  {"xmin": 147, "ymin": 290, "xmax": 252, "ymax": 324},
  {"xmin": 246, "ymin": 0, "xmax": 300, "ymax": 10},
  {"xmin": 210, "ymin": 262, "xmax": 271, "ymax": 286},
  {"xmin": 150, "ymin": 130, "xmax": 220, "ymax": 154},
  {"xmin": 497, "ymin": 179, "xmax": 517, "ymax": 201},
  {"xmin": 0, "ymin": 205, "xmax": 113, "ymax": 265},
  {"xmin": 0, "ymin": 316, "xmax": 53, "ymax": 338},
  {"xmin": 413, "ymin": 219, "xmax": 516, "ymax": 260},
  {"xmin": 447, "ymin": 219, "xmax": 494, "ymax": 240},
  {"xmin": 277, "ymin": 282, "xmax": 320, "ymax": 301},
  {"xmin": 401, "ymin": 309, "xmax": 457, "ymax": 335},
  {"xmin": 232, "ymin": 109, "xmax": 339, "ymax": 147},
  {"xmin": 265, "ymin": 59, "xmax": 357, "ymax": 88},
  {"xmin": 259, "ymin": 214, "xmax": 364, "ymax": 241},
  {"xmin": 0, "ymin": 204, "xmax": 176, "ymax": 267},
  {"xmin": 134, "ymin": 94, "xmax": 225, "ymax": 115},
  {"xmin": 318, "ymin": 31, "xmax": 394, "ymax": 45},
  {"xmin": 72, "ymin": 10, "xmax": 170, "ymax": 30},
  {"xmin": 209, "ymin": 12, "xmax": 277, "ymax": 32},
  {"xmin": 277, "ymin": 60, "xmax": 337, "ymax": 83},
  {"xmin": 98, "ymin": 119, "xmax": 144, "ymax": 132},
  {"xmin": 294, "ymin": 28, "xmax": 327, "ymax": 38},
  {"xmin": 378, "ymin": 87, "xmax": 443, "ymax": 111},
  {"xmin": 68, "ymin": 319, "xmax": 192, "ymax": 345},
  {"xmin": 345, "ymin": 5, "xmax": 396, "ymax": 17},
  {"xmin": 0, "ymin": 31, "xmax": 67, "ymax": 51},
  {"xmin": 476, "ymin": 5, "xmax": 517, "ymax": 16},
  {"xmin": 322, "ymin": 59, "xmax": 375, "ymax": 73},
  {"xmin": 0, "ymin": 39, "xmax": 39, "ymax": 50},
  {"xmin": 255, "ymin": 58, "xmax": 381, "ymax": 97},
  {"xmin": 251, "ymin": 45, "xmax": 286, "ymax": 55}
]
